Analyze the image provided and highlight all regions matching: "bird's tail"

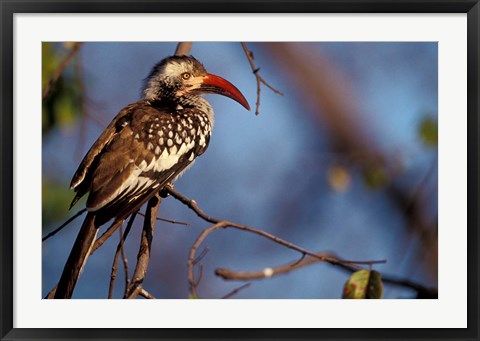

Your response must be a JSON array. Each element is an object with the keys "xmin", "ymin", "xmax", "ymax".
[{"xmin": 53, "ymin": 212, "xmax": 99, "ymax": 299}]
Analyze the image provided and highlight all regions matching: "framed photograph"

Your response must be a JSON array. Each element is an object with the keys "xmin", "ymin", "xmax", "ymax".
[{"xmin": 1, "ymin": 1, "xmax": 478, "ymax": 340}]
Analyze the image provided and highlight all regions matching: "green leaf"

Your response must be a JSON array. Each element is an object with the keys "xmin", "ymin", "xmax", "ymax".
[
  {"xmin": 342, "ymin": 270, "xmax": 383, "ymax": 299},
  {"xmin": 362, "ymin": 166, "xmax": 389, "ymax": 190},
  {"xmin": 42, "ymin": 42, "xmax": 82, "ymax": 135},
  {"xmin": 42, "ymin": 42, "xmax": 59, "ymax": 88},
  {"xmin": 418, "ymin": 117, "xmax": 438, "ymax": 147}
]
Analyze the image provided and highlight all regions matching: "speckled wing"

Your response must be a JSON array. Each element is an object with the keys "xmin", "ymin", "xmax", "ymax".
[
  {"xmin": 70, "ymin": 100, "xmax": 212, "ymax": 225},
  {"xmin": 69, "ymin": 102, "xmax": 140, "ymax": 209}
]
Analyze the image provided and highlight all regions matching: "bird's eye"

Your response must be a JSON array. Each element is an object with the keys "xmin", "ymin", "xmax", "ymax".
[{"xmin": 181, "ymin": 73, "xmax": 191, "ymax": 80}]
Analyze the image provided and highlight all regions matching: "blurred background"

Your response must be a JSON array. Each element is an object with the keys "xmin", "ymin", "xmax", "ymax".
[{"xmin": 42, "ymin": 42, "xmax": 438, "ymax": 299}]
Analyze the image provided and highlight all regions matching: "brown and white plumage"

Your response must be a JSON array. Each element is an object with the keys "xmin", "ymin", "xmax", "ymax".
[
  {"xmin": 54, "ymin": 55, "xmax": 249, "ymax": 298},
  {"xmin": 69, "ymin": 101, "xmax": 212, "ymax": 225}
]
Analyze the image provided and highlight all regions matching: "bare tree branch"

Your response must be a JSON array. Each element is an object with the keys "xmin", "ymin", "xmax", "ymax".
[
  {"xmin": 215, "ymin": 252, "xmax": 336, "ymax": 281},
  {"xmin": 124, "ymin": 194, "xmax": 161, "ymax": 299},
  {"xmin": 379, "ymin": 275, "xmax": 438, "ymax": 298},
  {"xmin": 215, "ymin": 252, "xmax": 437, "ymax": 297},
  {"xmin": 119, "ymin": 227, "xmax": 131, "ymax": 296},
  {"xmin": 167, "ymin": 187, "xmax": 385, "ymax": 266},
  {"xmin": 139, "ymin": 288, "xmax": 156, "ymax": 299},
  {"xmin": 175, "ymin": 42, "xmax": 192, "ymax": 56},
  {"xmin": 164, "ymin": 187, "xmax": 386, "ymax": 298}
]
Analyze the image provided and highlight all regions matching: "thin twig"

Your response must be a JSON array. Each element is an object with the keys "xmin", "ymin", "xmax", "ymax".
[
  {"xmin": 221, "ymin": 283, "xmax": 252, "ymax": 299},
  {"xmin": 193, "ymin": 247, "xmax": 209, "ymax": 265},
  {"xmin": 42, "ymin": 208, "xmax": 87, "ymax": 242},
  {"xmin": 187, "ymin": 222, "xmax": 224, "ymax": 297},
  {"xmin": 165, "ymin": 186, "xmax": 221, "ymax": 224},
  {"xmin": 291, "ymin": 253, "xmax": 307, "ymax": 267},
  {"xmin": 42, "ymin": 42, "xmax": 84, "ymax": 99},
  {"xmin": 108, "ymin": 212, "xmax": 136, "ymax": 299},
  {"xmin": 165, "ymin": 187, "xmax": 387, "ymax": 297},
  {"xmin": 166, "ymin": 187, "xmax": 385, "ymax": 266},
  {"xmin": 241, "ymin": 42, "xmax": 283, "ymax": 115},
  {"xmin": 137, "ymin": 211, "xmax": 190, "ymax": 226},
  {"xmin": 194, "ymin": 264, "xmax": 204, "ymax": 288}
]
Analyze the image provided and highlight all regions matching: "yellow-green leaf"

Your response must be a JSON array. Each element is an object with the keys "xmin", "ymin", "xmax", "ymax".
[
  {"xmin": 342, "ymin": 270, "xmax": 383, "ymax": 299},
  {"xmin": 418, "ymin": 117, "xmax": 438, "ymax": 147},
  {"xmin": 362, "ymin": 166, "xmax": 389, "ymax": 190},
  {"xmin": 42, "ymin": 42, "xmax": 83, "ymax": 134},
  {"xmin": 42, "ymin": 42, "xmax": 59, "ymax": 88}
]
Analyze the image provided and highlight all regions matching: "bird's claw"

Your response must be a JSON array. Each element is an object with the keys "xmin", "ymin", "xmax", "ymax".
[{"xmin": 160, "ymin": 183, "xmax": 174, "ymax": 198}]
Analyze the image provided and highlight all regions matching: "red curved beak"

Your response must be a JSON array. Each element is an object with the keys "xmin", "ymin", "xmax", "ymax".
[{"xmin": 200, "ymin": 74, "xmax": 250, "ymax": 111}]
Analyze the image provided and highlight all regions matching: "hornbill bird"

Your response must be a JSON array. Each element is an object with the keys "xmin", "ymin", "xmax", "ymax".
[{"xmin": 54, "ymin": 55, "xmax": 250, "ymax": 298}]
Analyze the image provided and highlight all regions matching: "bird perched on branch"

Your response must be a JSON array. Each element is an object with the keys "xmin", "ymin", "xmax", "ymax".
[{"xmin": 54, "ymin": 55, "xmax": 250, "ymax": 298}]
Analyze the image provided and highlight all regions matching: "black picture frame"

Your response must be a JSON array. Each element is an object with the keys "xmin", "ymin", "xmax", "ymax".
[{"xmin": 1, "ymin": 1, "xmax": 478, "ymax": 340}]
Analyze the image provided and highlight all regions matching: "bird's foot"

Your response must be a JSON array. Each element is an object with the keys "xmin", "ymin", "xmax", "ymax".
[{"xmin": 160, "ymin": 183, "xmax": 174, "ymax": 198}]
